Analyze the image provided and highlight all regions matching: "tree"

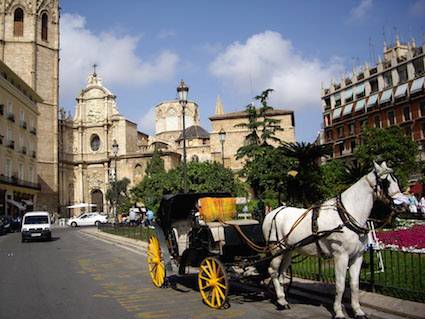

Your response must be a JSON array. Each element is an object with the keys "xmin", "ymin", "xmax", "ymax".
[
  {"xmin": 131, "ymin": 149, "xmax": 174, "ymax": 211},
  {"xmin": 280, "ymin": 142, "xmax": 332, "ymax": 206},
  {"xmin": 131, "ymin": 160, "xmax": 247, "ymax": 212},
  {"xmin": 236, "ymin": 89, "xmax": 285, "ymax": 199},
  {"xmin": 320, "ymin": 159, "xmax": 347, "ymax": 199},
  {"xmin": 106, "ymin": 178, "xmax": 132, "ymax": 220},
  {"xmin": 354, "ymin": 127, "xmax": 419, "ymax": 188}
]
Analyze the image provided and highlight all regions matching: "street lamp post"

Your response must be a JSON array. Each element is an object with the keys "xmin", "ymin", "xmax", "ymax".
[
  {"xmin": 177, "ymin": 80, "xmax": 189, "ymax": 193},
  {"xmin": 111, "ymin": 139, "xmax": 119, "ymax": 222},
  {"xmin": 219, "ymin": 128, "xmax": 226, "ymax": 166}
]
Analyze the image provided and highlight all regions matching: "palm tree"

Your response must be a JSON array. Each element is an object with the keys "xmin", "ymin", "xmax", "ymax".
[{"xmin": 280, "ymin": 142, "xmax": 332, "ymax": 207}]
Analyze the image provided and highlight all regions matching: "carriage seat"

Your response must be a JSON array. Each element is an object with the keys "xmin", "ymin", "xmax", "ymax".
[{"xmin": 171, "ymin": 220, "xmax": 191, "ymax": 256}]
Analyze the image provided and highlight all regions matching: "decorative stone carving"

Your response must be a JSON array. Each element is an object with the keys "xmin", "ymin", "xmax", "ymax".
[
  {"xmin": 86, "ymin": 105, "xmax": 103, "ymax": 123},
  {"xmin": 87, "ymin": 172, "xmax": 104, "ymax": 189}
]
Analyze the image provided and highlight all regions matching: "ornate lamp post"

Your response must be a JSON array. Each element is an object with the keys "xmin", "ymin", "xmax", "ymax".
[
  {"xmin": 112, "ymin": 139, "xmax": 119, "ymax": 181},
  {"xmin": 111, "ymin": 139, "xmax": 119, "ymax": 222},
  {"xmin": 219, "ymin": 128, "xmax": 226, "ymax": 166},
  {"xmin": 177, "ymin": 80, "xmax": 189, "ymax": 193}
]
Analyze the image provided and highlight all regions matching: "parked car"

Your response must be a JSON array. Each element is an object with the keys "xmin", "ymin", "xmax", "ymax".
[
  {"xmin": 0, "ymin": 215, "xmax": 11, "ymax": 233},
  {"xmin": 67, "ymin": 212, "xmax": 107, "ymax": 227},
  {"xmin": 0, "ymin": 218, "xmax": 6, "ymax": 235},
  {"xmin": 21, "ymin": 211, "xmax": 52, "ymax": 242},
  {"xmin": 0, "ymin": 215, "xmax": 21, "ymax": 232}
]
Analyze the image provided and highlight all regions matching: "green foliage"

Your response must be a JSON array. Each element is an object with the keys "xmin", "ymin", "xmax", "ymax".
[
  {"xmin": 236, "ymin": 89, "xmax": 286, "ymax": 199},
  {"xmin": 320, "ymin": 159, "xmax": 347, "ymax": 199},
  {"xmin": 354, "ymin": 127, "xmax": 419, "ymax": 188},
  {"xmin": 131, "ymin": 159, "xmax": 247, "ymax": 212},
  {"xmin": 106, "ymin": 178, "xmax": 132, "ymax": 215},
  {"xmin": 280, "ymin": 142, "xmax": 332, "ymax": 206}
]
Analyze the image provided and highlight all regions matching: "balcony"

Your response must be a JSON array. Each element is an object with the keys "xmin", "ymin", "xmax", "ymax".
[
  {"xmin": 20, "ymin": 121, "xmax": 27, "ymax": 129},
  {"xmin": 30, "ymin": 127, "xmax": 37, "ymax": 135},
  {"xmin": 7, "ymin": 140, "xmax": 14, "ymax": 149},
  {"xmin": 0, "ymin": 174, "xmax": 41, "ymax": 190},
  {"xmin": 7, "ymin": 113, "xmax": 15, "ymax": 122}
]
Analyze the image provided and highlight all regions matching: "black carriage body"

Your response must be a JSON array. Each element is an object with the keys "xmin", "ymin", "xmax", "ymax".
[{"xmin": 155, "ymin": 193, "xmax": 266, "ymax": 268}]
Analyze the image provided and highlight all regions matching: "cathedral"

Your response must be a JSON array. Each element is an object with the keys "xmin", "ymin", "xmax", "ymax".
[{"xmin": 0, "ymin": 0, "xmax": 296, "ymax": 217}]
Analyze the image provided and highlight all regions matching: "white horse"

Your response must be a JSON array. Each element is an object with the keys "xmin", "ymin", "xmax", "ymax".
[{"xmin": 262, "ymin": 162, "xmax": 408, "ymax": 319}]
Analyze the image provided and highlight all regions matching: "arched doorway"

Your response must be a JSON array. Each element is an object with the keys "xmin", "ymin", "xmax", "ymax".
[{"xmin": 91, "ymin": 189, "xmax": 103, "ymax": 213}]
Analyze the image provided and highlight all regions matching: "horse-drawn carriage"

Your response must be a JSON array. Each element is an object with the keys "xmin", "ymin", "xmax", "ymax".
[
  {"xmin": 147, "ymin": 162, "xmax": 408, "ymax": 318},
  {"xmin": 147, "ymin": 192, "xmax": 291, "ymax": 309}
]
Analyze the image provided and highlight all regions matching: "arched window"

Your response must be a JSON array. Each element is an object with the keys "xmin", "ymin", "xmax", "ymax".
[
  {"xmin": 191, "ymin": 155, "xmax": 199, "ymax": 162},
  {"xmin": 14, "ymin": 8, "xmax": 24, "ymax": 37},
  {"xmin": 41, "ymin": 13, "xmax": 48, "ymax": 41}
]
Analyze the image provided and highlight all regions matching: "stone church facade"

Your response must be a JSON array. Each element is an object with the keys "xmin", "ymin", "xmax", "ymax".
[
  {"xmin": 58, "ymin": 72, "xmax": 180, "ymax": 216},
  {"xmin": 0, "ymin": 0, "xmax": 60, "ymax": 213}
]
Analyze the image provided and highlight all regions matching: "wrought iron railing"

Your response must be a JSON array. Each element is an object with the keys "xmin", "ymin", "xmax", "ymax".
[{"xmin": 291, "ymin": 245, "xmax": 425, "ymax": 302}]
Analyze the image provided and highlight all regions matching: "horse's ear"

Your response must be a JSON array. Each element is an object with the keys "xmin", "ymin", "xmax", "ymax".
[
  {"xmin": 381, "ymin": 161, "xmax": 389, "ymax": 170},
  {"xmin": 373, "ymin": 161, "xmax": 381, "ymax": 172}
]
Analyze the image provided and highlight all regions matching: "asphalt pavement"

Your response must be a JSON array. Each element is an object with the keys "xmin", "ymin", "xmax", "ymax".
[{"xmin": 0, "ymin": 228, "xmax": 420, "ymax": 319}]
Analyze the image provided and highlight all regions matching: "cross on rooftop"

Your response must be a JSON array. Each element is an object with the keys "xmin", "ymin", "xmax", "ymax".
[{"xmin": 92, "ymin": 63, "xmax": 98, "ymax": 76}]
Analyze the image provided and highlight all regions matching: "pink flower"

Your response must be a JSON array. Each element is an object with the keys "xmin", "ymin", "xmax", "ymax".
[{"xmin": 377, "ymin": 225, "xmax": 425, "ymax": 249}]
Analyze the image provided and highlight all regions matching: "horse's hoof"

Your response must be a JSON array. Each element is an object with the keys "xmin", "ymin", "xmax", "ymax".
[{"xmin": 276, "ymin": 303, "xmax": 290, "ymax": 310}]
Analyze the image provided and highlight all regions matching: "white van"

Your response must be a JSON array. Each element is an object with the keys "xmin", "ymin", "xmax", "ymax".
[{"xmin": 21, "ymin": 211, "xmax": 52, "ymax": 242}]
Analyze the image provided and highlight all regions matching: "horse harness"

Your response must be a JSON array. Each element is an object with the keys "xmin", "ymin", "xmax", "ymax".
[{"xmin": 228, "ymin": 168, "xmax": 397, "ymax": 257}]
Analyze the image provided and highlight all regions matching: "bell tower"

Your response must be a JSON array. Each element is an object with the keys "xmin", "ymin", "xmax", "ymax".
[{"xmin": 0, "ymin": 0, "xmax": 60, "ymax": 212}]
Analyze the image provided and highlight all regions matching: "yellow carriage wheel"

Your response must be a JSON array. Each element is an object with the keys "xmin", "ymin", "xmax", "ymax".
[
  {"xmin": 198, "ymin": 257, "xmax": 229, "ymax": 309},
  {"xmin": 147, "ymin": 235, "xmax": 166, "ymax": 287}
]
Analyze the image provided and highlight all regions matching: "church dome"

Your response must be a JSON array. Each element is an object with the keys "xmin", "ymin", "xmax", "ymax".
[{"xmin": 177, "ymin": 125, "xmax": 210, "ymax": 141}]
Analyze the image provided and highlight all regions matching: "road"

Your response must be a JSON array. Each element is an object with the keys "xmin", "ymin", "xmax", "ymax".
[{"xmin": 0, "ymin": 228, "xmax": 338, "ymax": 319}]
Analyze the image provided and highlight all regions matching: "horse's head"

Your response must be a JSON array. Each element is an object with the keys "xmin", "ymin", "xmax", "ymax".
[{"xmin": 372, "ymin": 161, "xmax": 409, "ymax": 210}]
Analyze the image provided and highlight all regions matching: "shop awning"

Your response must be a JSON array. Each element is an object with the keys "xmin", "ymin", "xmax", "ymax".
[
  {"xmin": 394, "ymin": 83, "xmax": 408, "ymax": 98},
  {"xmin": 66, "ymin": 203, "xmax": 97, "ymax": 209},
  {"xmin": 354, "ymin": 98, "xmax": 366, "ymax": 112},
  {"xmin": 7, "ymin": 199, "xmax": 26, "ymax": 211},
  {"xmin": 366, "ymin": 94, "xmax": 378, "ymax": 109},
  {"xmin": 343, "ymin": 89, "xmax": 353, "ymax": 101},
  {"xmin": 342, "ymin": 103, "xmax": 353, "ymax": 116},
  {"xmin": 22, "ymin": 199, "xmax": 33, "ymax": 206},
  {"xmin": 355, "ymin": 83, "xmax": 365, "ymax": 96},
  {"xmin": 332, "ymin": 107, "xmax": 342, "ymax": 120},
  {"xmin": 379, "ymin": 89, "xmax": 393, "ymax": 104},
  {"xmin": 410, "ymin": 77, "xmax": 424, "ymax": 94}
]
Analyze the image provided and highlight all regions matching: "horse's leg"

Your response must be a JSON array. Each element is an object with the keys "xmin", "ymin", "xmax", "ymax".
[
  {"xmin": 278, "ymin": 252, "xmax": 292, "ymax": 292},
  {"xmin": 334, "ymin": 253, "xmax": 349, "ymax": 319},
  {"xmin": 268, "ymin": 254, "xmax": 289, "ymax": 309},
  {"xmin": 349, "ymin": 254, "xmax": 367, "ymax": 319}
]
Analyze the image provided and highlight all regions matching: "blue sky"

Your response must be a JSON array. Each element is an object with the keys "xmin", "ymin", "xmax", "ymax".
[{"xmin": 59, "ymin": 0, "xmax": 425, "ymax": 142}]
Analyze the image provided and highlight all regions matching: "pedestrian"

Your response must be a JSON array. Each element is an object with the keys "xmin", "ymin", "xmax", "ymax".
[
  {"xmin": 129, "ymin": 209, "xmax": 137, "ymax": 226},
  {"xmin": 419, "ymin": 193, "xmax": 425, "ymax": 216},
  {"xmin": 408, "ymin": 193, "xmax": 419, "ymax": 215},
  {"xmin": 145, "ymin": 208, "xmax": 155, "ymax": 229}
]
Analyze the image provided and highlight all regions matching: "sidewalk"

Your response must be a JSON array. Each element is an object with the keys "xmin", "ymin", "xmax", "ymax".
[{"xmin": 80, "ymin": 227, "xmax": 425, "ymax": 319}]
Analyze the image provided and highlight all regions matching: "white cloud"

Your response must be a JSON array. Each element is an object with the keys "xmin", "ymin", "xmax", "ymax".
[
  {"xmin": 209, "ymin": 31, "xmax": 344, "ymax": 110},
  {"xmin": 139, "ymin": 107, "xmax": 156, "ymax": 134},
  {"xmin": 409, "ymin": 0, "xmax": 425, "ymax": 17},
  {"xmin": 157, "ymin": 29, "xmax": 177, "ymax": 39},
  {"xmin": 349, "ymin": 0, "xmax": 373, "ymax": 22},
  {"xmin": 60, "ymin": 13, "xmax": 179, "ymax": 105}
]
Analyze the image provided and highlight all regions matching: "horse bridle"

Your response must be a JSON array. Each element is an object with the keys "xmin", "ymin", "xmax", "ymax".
[{"xmin": 365, "ymin": 169, "xmax": 403, "ymax": 226}]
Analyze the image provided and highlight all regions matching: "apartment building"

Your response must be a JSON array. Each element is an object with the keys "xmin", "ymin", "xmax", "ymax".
[
  {"xmin": 0, "ymin": 60, "xmax": 41, "ymax": 216},
  {"xmin": 321, "ymin": 38, "xmax": 425, "ymax": 161}
]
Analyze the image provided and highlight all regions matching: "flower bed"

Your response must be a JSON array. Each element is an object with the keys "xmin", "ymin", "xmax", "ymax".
[{"xmin": 377, "ymin": 225, "xmax": 425, "ymax": 252}]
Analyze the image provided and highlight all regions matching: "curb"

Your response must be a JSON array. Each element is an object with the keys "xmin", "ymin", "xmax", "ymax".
[
  {"xmin": 291, "ymin": 278, "xmax": 425, "ymax": 319},
  {"xmin": 80, "ymin": 227, "xmax": 425, "ymax": 318}
]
